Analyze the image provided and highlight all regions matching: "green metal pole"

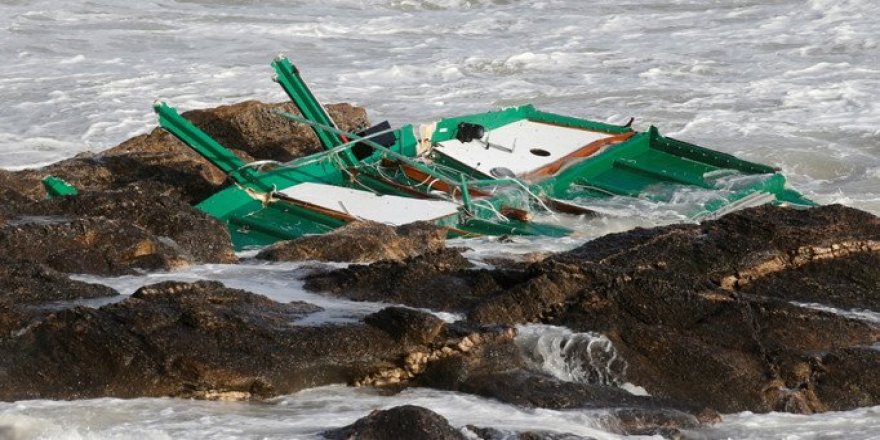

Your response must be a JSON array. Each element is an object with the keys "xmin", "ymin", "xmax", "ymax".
[
  {"xmin": 154, "ymin": 102, "xmax": 263, "ymax": 187},
  {"xmin": 271, "ymin": 56, "xmax": 345, "ymax": 152},
  {"xmin": 459, "ymin": 174, "xmax": 473, "ymax": 213},
  {"xmin": 274, "ymin": 111, "xmax": 463, "ymax": 187}
]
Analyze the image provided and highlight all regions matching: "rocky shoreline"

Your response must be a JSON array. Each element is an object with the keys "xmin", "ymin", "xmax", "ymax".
[{"xmin": 1, "ymin": 101, "xmax": 878, "ymax": 438}]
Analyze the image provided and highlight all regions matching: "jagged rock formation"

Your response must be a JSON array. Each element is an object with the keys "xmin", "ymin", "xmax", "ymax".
[
  {"xmin": 0, "ymin": 281, "xmax": 511, "ymax": 402},
  {"xmin": 306, "ymin": 205, "xmax": 880, "ymax": 414}
]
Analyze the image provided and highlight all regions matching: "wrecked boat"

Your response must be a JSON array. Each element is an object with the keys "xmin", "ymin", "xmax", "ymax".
[{"xmin": 146, "ymin": 56, "xmax": 813, "ymax": 249}]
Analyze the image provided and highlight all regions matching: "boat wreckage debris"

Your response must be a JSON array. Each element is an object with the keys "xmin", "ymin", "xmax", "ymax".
[{"xmin": 45, "ymin": 55, "xmax": 815, "ymax": 250}]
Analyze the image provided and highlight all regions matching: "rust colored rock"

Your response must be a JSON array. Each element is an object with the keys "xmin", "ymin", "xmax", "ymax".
[
  {"xmin": 256, "ymin": 221, "xmax": 447, "ymax": 263},
  {"xmin": 323, "ymin": 405, "xmax": 466, "ymax": 440},
  {"xmin": 181, "ymin": 101, "xmax": 368, "ymax": 163}
]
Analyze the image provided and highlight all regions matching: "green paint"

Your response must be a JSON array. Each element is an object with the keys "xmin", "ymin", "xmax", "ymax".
[
  {"xmin": 152, "ymin": 57, "xmax": 815, "ymax": 250},
  {"xmin": 271, "ymin": 57, "xmax": 346, "ymax": 152},
  {"xmin": 42, "ymin": 176, "xmax": 78, "ymax": 198}
]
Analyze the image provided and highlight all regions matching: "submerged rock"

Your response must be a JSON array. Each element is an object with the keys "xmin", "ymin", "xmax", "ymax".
[
  {"xmin": 323, "ymin": 405, "xmax": 466, "ymax": 440},
  {"xmin": 413, "ymin": 336, "xmax": 712, "ymax": 437},
  {"xmin": 9, "ymin": 101, "xmax": 368, "ymax": 203},
  {"xmin": 466, "ymin": 426, "xmax": 596, "ymax": 440},
  {"xmin": 257, "ymin": 221, "xmax": 447, "ymax": 263}
]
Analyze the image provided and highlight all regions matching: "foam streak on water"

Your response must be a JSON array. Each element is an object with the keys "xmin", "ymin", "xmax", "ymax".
[
  {"xmin": 0, "ymin": 386, "xmax": 646, "ymax": 440},
  {"xmin": 71, "ymin": 261, "xmax": 463, "ymax": 324}
]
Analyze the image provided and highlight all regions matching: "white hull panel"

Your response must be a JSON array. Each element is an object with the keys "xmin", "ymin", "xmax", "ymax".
[
  {"xmin": 279, "ymin": 182, "xmax": 460, "ymax": 226},
  {"xmin": 435, "ymin": 120, "xmax": 613, "ymax": 177}
]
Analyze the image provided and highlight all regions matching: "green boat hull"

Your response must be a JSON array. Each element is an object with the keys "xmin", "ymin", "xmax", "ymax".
[{"xmin": 150, "ymin": 57, "xmax": 813, "ymax": 250}]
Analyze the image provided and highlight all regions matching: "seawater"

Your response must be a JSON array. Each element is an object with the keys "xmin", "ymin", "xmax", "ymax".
[{"xmin": 1, "ymin": 0, "xmax": 879, "ymax": 438}]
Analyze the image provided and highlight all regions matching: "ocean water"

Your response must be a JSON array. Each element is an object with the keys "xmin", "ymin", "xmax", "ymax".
[{"xmin": 1, "ymin": 0, "xmax": 879, "ymax": 438}]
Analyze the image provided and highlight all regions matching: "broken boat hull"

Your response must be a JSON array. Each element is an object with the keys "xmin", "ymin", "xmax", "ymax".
[{"xmin": 150, "ymin": 57, "xmax": 813, "ymax": 250}]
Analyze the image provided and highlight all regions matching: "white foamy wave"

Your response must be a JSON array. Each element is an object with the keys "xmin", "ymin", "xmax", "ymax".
[
  {"xmin": 71, "ymin": 261, "xmax": 392, "ymax": 325},
  {"xmin": 69, "ymin": 260, "xmax": 465, "ymax": 325},
  {"xmin": 792, "ymin": 302, "xmax": 880, "ymax": 325},
  {"xmin": 0, "ymin": 387, "xmax": 640, "ymax": 440},
  {"xmin": 693, "ymin": 405, "xmax": 880, "ymax": 440},
  {"xmin": 515, "ymin": 324, "xmax": 635, "ymax": 390}
]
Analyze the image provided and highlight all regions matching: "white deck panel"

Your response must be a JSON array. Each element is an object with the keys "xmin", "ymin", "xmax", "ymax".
[
  {"xmin": 435, "ymin": 120, "xmax": 613, "ymax": 177},
  {"xmin": 278, "ymin": 182, "xmax": 460, "ymax": 226}
]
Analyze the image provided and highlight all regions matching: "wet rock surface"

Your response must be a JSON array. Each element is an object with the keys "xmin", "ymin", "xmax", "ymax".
[
  {"xmin": 307, "ymin": 205, "xmax": 880, "ymax": 414},
  {"xmin": 0, "ymin": 280, "xmax": 513, "ymax": 402},
  {"xmin": 1, "ymin": 97, "xmax": 879, "ymax": 435},
  {"xmin": 0, "ymin": 261, "xmax": 118, "ymax": 306},
  {"xmin": 410, "ymin": 336, "xmax": 711, "ymax": 437},
  {"xmin": 323, "ymin": 405, "xmax": 466, "ymax": 440},
  {"xmin": 304, "ymin": 247, "xmax": 530, "ymax": 312},
  {"xmin": 20, "ymin": 182, "xmax": 237, "ymax": 265},
  {"xmin": 257, "ymin": 221, "xmax": 447, "ymax": 263},
  {"xmin": 467, "ymin": 426, "xmax": 597, "ymax": 440},
  {"xmin": 0, "ymin": 216, "xmax": 193, "ymax": 276}
]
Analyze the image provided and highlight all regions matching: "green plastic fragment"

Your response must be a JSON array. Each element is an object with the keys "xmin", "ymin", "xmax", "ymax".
[{"xmin": 42, "ymin": 176, "xmax": 78, "ymax": 198}]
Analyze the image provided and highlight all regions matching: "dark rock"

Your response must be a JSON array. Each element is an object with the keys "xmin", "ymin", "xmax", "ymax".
[
  {"xmin": 0, "ymin": 281, "xmax": 492, "ymax": 401},
  {"xmin": 0, "ymin": 216, "xmax": 192, "ymax": 276},
  {"xmin": 0, "ymin": 260, "xmax": 118, "ymax": 305},
  {"xmin": 0, "ymin": 299, "xmax": 27, "ymax": 339},
  {"xmin": 8, "ymin": 101, "xmax": 369, "ymax": 203},
  {"xmin": 413, "ymin": 337, "xmax": 710, "ymax": 437},
  {"xmin": 323, "ymin": 405, "xmax": 466, "ymax": 440},
  {"xmin": 317, "ymin": 205, "xmax": 880, "ymax": 415},
  {"xmin": 0, "ymin": 176, "xmax": 35, "ymax": 214},
  {"xmin": 741, "ymin": 251, "xmax": 880, "ymax": 311},
  {"xmin": 304, "ymin": 248, "xmax": 531, "ymax": 313},
  {"xmin": 811, "ymin": 347, "xmax": 880, "ymax": 411},
  {"xmin": 0, "ymin": 260, "xmax": 118, "ymax": 338},
  {"xmin": 257, "ymin": 221, "xmax": 447, "ymax": 263},
  {"xmin": 25, "ymin": 182, "xmax": 236, "ymax": 264},
  {"xmin": 551, "ymin": 204, "xmax": 880, "ymax": 293},
  {"xmin": 364, "ymin": 307, "xmax": 445, "ymax": 346},
  {"xmin": 470, "ymin": 205, "xmax": 880, "ymax": 414}
]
